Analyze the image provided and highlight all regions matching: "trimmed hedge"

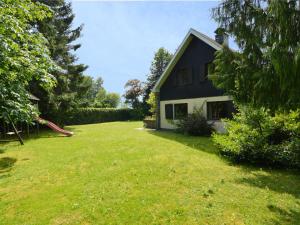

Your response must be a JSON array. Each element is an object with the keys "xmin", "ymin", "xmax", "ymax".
[{"xmin": 66, "ymin": 108, "xmax": 140, "ymax": 125}]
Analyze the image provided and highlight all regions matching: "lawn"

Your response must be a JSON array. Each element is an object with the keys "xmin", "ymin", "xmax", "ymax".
[{"xmin": 0, "ymin": 122, "xmax": 300, "ymax": 225}]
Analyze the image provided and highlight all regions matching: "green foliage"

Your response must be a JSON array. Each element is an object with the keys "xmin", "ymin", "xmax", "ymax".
[
  {"xmin": 143, "ymin": 48, "xmax": 172, "ymax": 101},
  {"xmin": 94, "ymin": 88, "xmax": 120, "ymax": 108},
  {"xmin": 67, "ymin": 108, "xmax": 139, "ymax": 125},
  {"xmin": 213, "ymin": 107, "xmax": 300, "ymax": 169},
  {"xmin": 103, "ymin": 93, "xmax": 120, "ymax": 108},
  {"xmin": 212, "ymin": 0, "xmax": 300, "ymax": 111},
  {"xmin": 91, "ymin": 77, "xmax": 104, "ymax": 99},
  {"xmin": 30, "ymin": 0, "xmax": 89, "ymax": 125},
  {"xmin": 76, "ymin": 76, "xmax": 94, "ymax": 107},
  {"xmin": 176, "ymin": 108, "xmax": 212, "ymax": 136},
  {"xmin": 143, "ymin": 47, "xmax": 172, "ymax": 114},
  {"xmin": 146, "ymin": 92, "xmax": 157, "ymax": 116},
  {"xmin": 2, "ymin": 121, "xmax": 300, "ymax": 224},
  {"xmin": 0, "ymin": 0, "xmax": 57, "ymax": 123},
  {"xmin": 94, "ymin": 88, "xmax": 107, "ymax": 107}
]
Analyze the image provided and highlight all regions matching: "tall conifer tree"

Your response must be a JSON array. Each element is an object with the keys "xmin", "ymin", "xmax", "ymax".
[
  {"xmin": 143, "ymin": 48, "xmax": 172, "ymax": 102},
  {"xmin": 142, "ymin": 48, "xmax": 172, "ymax": 115},
  {"xmin": 30, "ymin": 0, "xmax": 90, "ymax": 125},
  {"xmin": 210, "ymin": 0, "xmax": 300, "ymax": 111}
]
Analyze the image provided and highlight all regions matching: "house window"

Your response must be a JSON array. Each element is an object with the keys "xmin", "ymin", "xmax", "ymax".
[
  {"xmin": 207, "ymin": 101, "xmax": 234, "ymax": 120},
  {"xmin": 174, "ymin": 103, "xmax": 188, "ymax": 120},
  {"xmin": 165, "ymin": 104, "xmax": 173, "ymax": 120},
  {"xmin": 202, "ymin": 62, "xmax": 214, "ymax": 82},
  {"xmin": 165, "ymin": 103, "xmax": 188, "ymax": 120},
  {"xmin": 176, "ymin": 68, "xmax": 192, "ymax": 86}
]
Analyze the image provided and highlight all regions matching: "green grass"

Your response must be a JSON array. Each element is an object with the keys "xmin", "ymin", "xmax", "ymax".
[{"xmin": 0, "ymin": 121, "xmax": 300, "ymax": 225}]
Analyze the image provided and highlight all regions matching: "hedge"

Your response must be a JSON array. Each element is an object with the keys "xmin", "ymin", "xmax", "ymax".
[{"xmin": 66, "ymin": 108, "xmax": 141, "ymax": 125}]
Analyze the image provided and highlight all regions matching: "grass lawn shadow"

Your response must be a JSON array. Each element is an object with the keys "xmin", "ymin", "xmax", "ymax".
[
  {"xmin": 149, "ymin": 129, "xmax": 300, "ymax": 223},
  {"xmin": 235, "ymin": 167, "xmax": 300, "ymax": 199},
  {"xmin": 267, "ymin": 204, "xmax": 300, "ymax": 225},
  {"xmin": 23, "ymin": 127, "xmax": 81, "ymax": 140},
  {"xmin": 148, "ymin": 129, "xmax": 219, "ymax": 155},
  {"xmin": 0, "ymin": 157, "xmax": 17, "ymax": 174},
  {"xmin": 233, "ymin": 164, "xmax": 300, "ymax": 224}
]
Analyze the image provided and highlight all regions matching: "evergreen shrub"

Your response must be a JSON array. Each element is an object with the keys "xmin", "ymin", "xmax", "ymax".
[{"xmin": 213, "ymin": 107, "xmax": 300, "ymax": 169}]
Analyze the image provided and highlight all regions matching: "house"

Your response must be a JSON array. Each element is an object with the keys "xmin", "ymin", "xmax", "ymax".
[{"xmin": 152, "ymin": 28, "xmax": 235, "ymax": 132}]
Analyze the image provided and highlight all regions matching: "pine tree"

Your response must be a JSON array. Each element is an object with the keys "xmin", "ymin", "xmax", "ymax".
[
  {"xmin": 211, "ymin": 0, "xmax": 300, "ymax": 111},
  {"xmin": 30, "ymin": 0, "xmax": 90, "ymax": 125},
  {"xmin": 143, "ymin": 48, "xmax": 172, "ymax": 101}
]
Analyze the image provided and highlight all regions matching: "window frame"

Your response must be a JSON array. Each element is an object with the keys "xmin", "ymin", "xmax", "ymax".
[
  {"xmin": 165, "ymin": 103, "xmax": 188, "ymax": 120},
  {"xmin": 175, "ymin": 67, "xmax": 193, "ymax": 86},
  {"xmin": 174, "ymin": 103, "xmax": 188, "ymax": 120},
  {"xmin": 165, "ymin": 104, "xmax": 174, "ymax": 120},
  {"xmin": 202, "ymin": 61, "xmax": 214, "ymax": 82},
  {"xmin": 206, "ymin": 101, "xmax": 234, "ymax": 121}
]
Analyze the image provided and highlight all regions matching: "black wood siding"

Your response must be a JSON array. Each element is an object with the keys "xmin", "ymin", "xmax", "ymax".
[{"xmin": 160, "ymin": 35, "xmax": 224, "ymax": 101}]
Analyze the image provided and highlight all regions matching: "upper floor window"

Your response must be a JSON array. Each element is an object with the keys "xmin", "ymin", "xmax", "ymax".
[
  {"xmin": 202, "ymin": 62, "xmax": 214, "ymax": 82},
  {"xmin": 175, "ymin": 68, "xmax": 192, "ymax": 86}
]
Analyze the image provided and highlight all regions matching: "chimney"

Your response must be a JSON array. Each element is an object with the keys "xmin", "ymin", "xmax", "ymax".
[{"xmin": 214, "ymin": 28, "xmax": 228, "ymax": 46}]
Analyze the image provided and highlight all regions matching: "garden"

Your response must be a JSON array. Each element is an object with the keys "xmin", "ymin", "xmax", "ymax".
[
  {"xmin": 1, "ymin": 122, "xmax": 300, "ymax": 225},
  {"xmin": 1, "ymin": 0, "xmax": 300, "ymax": 224}
]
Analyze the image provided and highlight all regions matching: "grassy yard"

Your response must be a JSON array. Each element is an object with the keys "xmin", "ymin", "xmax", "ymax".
[{"xmin": 0, "ymin": 122, "xmax": 300, "ymax": 225}]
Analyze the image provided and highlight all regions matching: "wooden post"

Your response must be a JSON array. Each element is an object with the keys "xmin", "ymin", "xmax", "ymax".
[{"xmin": 7, "ymin": 114, "xmax": 24, "ymax": 145}]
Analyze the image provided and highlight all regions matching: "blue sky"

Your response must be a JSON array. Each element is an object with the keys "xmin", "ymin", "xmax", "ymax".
[{"xmin": 70, "ymin": 1, "xmax": 224, "ymax": 94}]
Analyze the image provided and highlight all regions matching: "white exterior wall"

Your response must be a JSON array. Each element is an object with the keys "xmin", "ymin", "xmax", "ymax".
[{"xmin": 160, "ymin": 95, "xmax": 232, "ymax": 132}]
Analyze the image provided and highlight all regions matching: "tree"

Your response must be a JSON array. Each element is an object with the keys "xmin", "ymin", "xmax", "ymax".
[
  {"xmin": 94, "ymin": 88, "xmax": 120, "ymax": 108},
  {"xmin": 30, "ymin": 0, "xmax": 89, "ymax": 125},
  {"xmin": 124, "ymin": 79, "xmax": 144, "ymax": 109},
  {"xmin": 77, "ymin": 76, "xmax": 94, "ymax": 107},
  {"xmin": 0, "ymin": 0, "xmax": 57, "ymax": 123},
  {"xmin": 103, "ymin": 93, "xmax": 120, "ymax": 108},
  {"xmin": 94, "ymin": 88, "xmax": 107, "ymax": 108},
  {"xmin": 143, "ymin": 48, "xmax": 172, "ymax": 103},
  {"xmin": 211, "ymin": 0, "xmax": 300, "ymax": 112},
  {"xmin": 146, "ymin": 92, "xmax": 157, "ymax": 117},
  {"xmin": 91, "ymin": 77, "xmax": 104, "ymax": 99},
  {"xmin": 76, "ymin": 76, "xmax": 105, "ymax": 107}
]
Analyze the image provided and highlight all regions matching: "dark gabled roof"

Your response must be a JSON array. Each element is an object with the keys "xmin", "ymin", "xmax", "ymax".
[{"xmin": 152, "ymin": 28, "xmax": 223, "ymax": 92}]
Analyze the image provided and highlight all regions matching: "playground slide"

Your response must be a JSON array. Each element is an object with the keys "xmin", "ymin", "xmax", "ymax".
[{"xmin": 36, "ymin": 117, "xmax": 73, "ymax": 137}]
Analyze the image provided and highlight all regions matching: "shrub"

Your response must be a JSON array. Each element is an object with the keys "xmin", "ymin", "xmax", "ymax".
[
  {"xmin": 146, "ymin": 92, "xmax": 157, "ymax": 116},
  {"xmin": 176, "ymin": 109, "xmax": 212, "ymax": 136},
  {"xmin": 66, "ymin": 108, "xmax": 141, "ymax": 125},
  {"xmin": 213, "ymin": 106, "xmax": 300, "ymax": 169}
]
